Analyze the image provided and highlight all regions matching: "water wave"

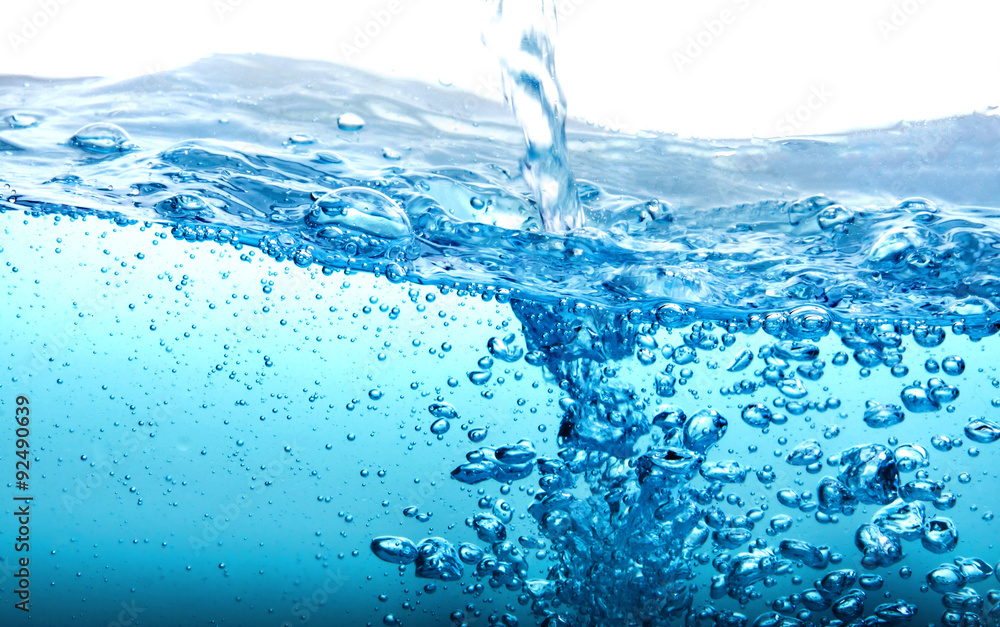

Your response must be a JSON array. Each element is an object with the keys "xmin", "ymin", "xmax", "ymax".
[{"xmin": 3, "ymin": 55, "xmax": 1000, "ymax": 327}]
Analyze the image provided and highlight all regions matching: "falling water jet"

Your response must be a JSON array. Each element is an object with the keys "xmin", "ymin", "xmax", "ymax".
[{"xmin": 485, "ymin": 0, "xmax": 585, "ymax": 233}]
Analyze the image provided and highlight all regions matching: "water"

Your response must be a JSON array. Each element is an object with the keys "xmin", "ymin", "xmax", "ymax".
[
  {"xmin": 2, "ymin": 53, "xmax": 1000, "ymax": 626},
  {"xmin": 485, "ymin": 0, "xmax": 583, "ymax": 232}
]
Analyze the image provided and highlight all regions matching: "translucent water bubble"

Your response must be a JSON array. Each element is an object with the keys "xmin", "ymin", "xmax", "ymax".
[
  {"xmin": 370, "ymin": 536, "xmax": 418, "ymax": 564},
  {"xmin": 727, "ymin": 349, "xmax": 753, "ymax": 372},
  {"xmin": 838, "ymin": 444, "xmax": 899, "ymax": 504},
  {"xmin": 832, "ymin": 590, "xmax": 866, "ymax": 621},
  {"xmin": 874, "ymin": 601, "xmax": 917, "ymax": 621},
  {"xmin": 901, "ymin": 384, "xmax": 939, "ymax": 413},
  {"xmin": 858, "ymin": 574, "xmax": 883, "ymax": 591},
  {"xmin": 817, "ymin": 204, "xmax": 854, "ymax": 230},
  {"xmin": 336, "ymin": 112, "xmax": 365, "ymax": 131},
  {"xmin": 457, "ymin": 542, "xmax": 484, "ymax": 565},
  {"xmin": 306, "ymin": 187, "xmax": 411, "ymax": 239},
  {"xmin": 786, "ymin": 307, "xmax": 832, "ymax": 340},
  {"xmin": 941, "ymin": 356, "xmax": 966, "ymax": 376},
  {"xmin": 786, "ymin": 440, "xmax": 823, "ymax": 466},
  {"xmin": 450, "ymin": 461, "xmax": 494, "ymax": 484},
  {"xmin": 817, "ymin": 569, "xmax": 857, "ymax": 597},
  {"xmin": 472, "ymin": 513, "xmax": 507, "ymax": 543},
  {"xmin": 430, "ymin": 418, "xmax": 450, "ymax": 435},
  {"xmin": 488, "ymin": 334, "xmax": 524, "ymax": 362},
  {"xmin": 655, "ymin": 372, "xmax": 677, "ymax": 397},
  {"xmin": 955, "ymin": 557, "xmax": 994, "ymax": 583},
  {"xmin": 863, "ymin": 402, "xmax": 905, "ymax": 429},
  {"xmin": 684, "ymin": 409, "xmax": 728, "ymax": 452},
  {"xmin": 855, "ymin": 524, "xmax": 904, "ymax": 568},
  {"xmin": 414, "ymin": 538, "xmax": 463, "ymax": 581},
  {"xmin": 636, "ymin": 348, "xmax": 657, "ymax": 366},
  {"xmin": 817, "ymin": 477, "xmax": 857, "ymax": 515},
  {"xmin": 931, "ymin": 434, "xmax": 954, "ymax": 452},
  {"xmin": 672, "ymin": 345, "xmax": 697, "ymax": 365},
  {"xmin": 69, "ymin": 122, "xmax": 135, "ymax": 153},
  {"xmin": 699, "ymin": 460, "xmax": 747, "ymax": 484},
  {"xmin": 922, "ymin": 517, "xmax": 959, "ymax": 553},
  {"xmin": 773, "ymin": 340, "xmax": 820, "ymax": 361},
  {"xmin": 776, "ymin": 490, "xmax": 801, "ymax": 508},
  {"xmin": 769, "ymin": 515, "xmax": 793, "ymax": 533},
  {"xmin": 651, "ymin": 405, "xmax": 686, "ymax": 429},
  {"xmin": 428, "ymin": 402, "xmax": 459, "ymax": 419},
  {"xmin": 930, "ymin": 381, "xmax": 959, "ymax": 405},
  {"xmin": 778, "ymin": 539, "xmax": 828, "ymax": 569},
  {"xmin": 492, "ymin": 499, "xmax": 514, "ymax": 524},
  {"xmin": 964, "ymin": 418, "xmax": 1000, "ymax": 443},
  {"xmin": 926, "ymin": 564, "xmax": 966, "ymax": 594},
  {"xmin": 4, "ymin": 112, "xmax": 40, "ymax": 128},
  {"xmin": 712, "ymin": 528, "xmax": 752, "ymax": 549},
  {"xmin": 741, "ymin": 404, "xmax": 772, "ymax": 429},
  {"xmin": 495, "ymin": 440, "xmax": 535, "ymax": 464},
  {"xmin": 756, "ymin": 466, "xmax": 778, "ymax": 485},
  {"xmin": 468, "ymin": 428, "xmax": 488, "ymax": 443},
  {"xmin": 778, "ymin": 377, "xmax": 808, "ymax": 399},
  {"xmin": 873, "ymin": 500, "xmax": 925, "ymax": 540},
  {"xmin": 154, "ymin": 194, "xmax": 213, "ymax": 219},
  {"xmin": 653, "ymin": 303, "xmax": 687, "ymax": 327},
  {"xmin": 894, "ymin": 444, "xmax": 930, "ymax": 472}
]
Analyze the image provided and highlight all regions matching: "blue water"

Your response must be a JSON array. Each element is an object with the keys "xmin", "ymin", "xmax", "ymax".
[{"xmin": 2, "ymin": 54, "xmax": 1000, "ymax": 626}]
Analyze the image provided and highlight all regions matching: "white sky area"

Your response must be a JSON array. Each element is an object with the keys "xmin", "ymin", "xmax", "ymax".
[{"xmin": 1, "ymin": 0, "xmax": 998, "ymax": 138}]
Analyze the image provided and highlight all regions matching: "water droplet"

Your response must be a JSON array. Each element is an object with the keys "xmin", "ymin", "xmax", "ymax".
[
  {"xmin": 337, "ymin": 112, "xmax": 365, "ymax": 131},
  {"xmin": 307, "ymin": 187, "xmax": 411, "ymax": 240},
  {"xmin": 69, "ymin": 122, "xmax": 135, "ymax": 153},
  {"xmin": 4, "ymin": 113, "xmax": 40, "ymax": 129}
]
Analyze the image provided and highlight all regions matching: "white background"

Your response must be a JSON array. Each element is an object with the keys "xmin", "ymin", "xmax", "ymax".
[{"xmin": 1, "ymin": 0, "xmax": 998, "ymax": 137}]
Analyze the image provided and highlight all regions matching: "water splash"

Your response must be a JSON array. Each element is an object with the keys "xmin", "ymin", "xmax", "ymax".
[
  {"xmin": 485, "ymin": 0, "xmax": 584, "ymax": 232},
  {"xmin": 4, "ymin": 54, "xmax": 1000, "ymax": 627}
]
